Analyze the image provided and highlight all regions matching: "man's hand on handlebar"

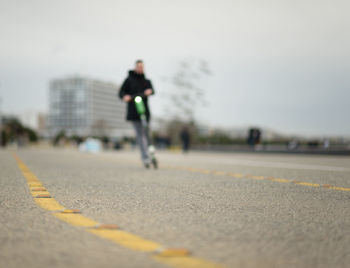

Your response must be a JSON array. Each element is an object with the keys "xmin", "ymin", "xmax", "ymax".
[
  {"xmin": 123, "ymin": 90, "xmax": 152, "ymax": 102},
  {"xmin": 123, "ymin": 95, "xmax": 132, "ymax": 102},
  {"xmin": 144, "ymin": 89, "xmax": 153, "ymax": 96}
]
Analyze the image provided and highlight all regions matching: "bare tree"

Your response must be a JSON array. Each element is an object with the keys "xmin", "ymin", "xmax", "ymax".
[{"xmin": 163, "ymin": 59, "xmax": 212, "ymax": 122}]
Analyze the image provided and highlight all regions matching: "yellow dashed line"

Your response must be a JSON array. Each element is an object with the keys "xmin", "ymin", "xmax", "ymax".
[
  {"xmin": 169, "ymin": 165, "xmax": 350, "ymax": 192},
  {"xmin": 13, "ymin": 153, "xmax": 225, "ymax": 268},
  {"xmin": 293, "ymin": 181, "xmax": 320, "ymax": 188},
  {"xmin": 328, "ymin": 186, "xmax": 350, "ymax": 191},
  {"xmin": 155, "ymin": 255, "xmax": 223, "ymax": 268},
  {"xmin": 267, "ymin": 177, "xmax": 290, "ymax": 183},
  {"xmin": 250, "ymin": 175, "xmax": 265, "ymax": 180},
  {"xmin": 53, "ymin": 212, "xmax": 99, "ymax": 227},
  {"xmin": 127, "ymin": 158, "xmax": 350, "ymax": 193},
  {"xmin": 227, "ymin": 173, "xmax": 244, "ymax": 178}
]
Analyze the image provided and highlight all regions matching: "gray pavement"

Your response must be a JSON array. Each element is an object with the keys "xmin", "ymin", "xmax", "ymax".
[{"xmin": 1, "ymin": 148, "xmax": 350, "ymax": 268}]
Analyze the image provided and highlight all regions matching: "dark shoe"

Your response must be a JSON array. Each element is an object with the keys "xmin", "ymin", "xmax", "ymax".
[{"xmin": 144, "ymin": 159, "xmax": 151, "ymax": 169}]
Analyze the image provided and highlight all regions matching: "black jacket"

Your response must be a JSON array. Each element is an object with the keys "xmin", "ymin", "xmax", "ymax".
[{"xmin": 118, "ymin": 70, "xmax": 154, "ymax": 121}]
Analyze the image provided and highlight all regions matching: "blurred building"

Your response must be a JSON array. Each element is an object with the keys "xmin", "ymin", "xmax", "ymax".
[
  {"xmin": 48, "ymin": 76, "xmax": 132, "ymax": 138},
  {"xmin": 37, "ymin": 112, "xmax": 48, "ymax": 137}
]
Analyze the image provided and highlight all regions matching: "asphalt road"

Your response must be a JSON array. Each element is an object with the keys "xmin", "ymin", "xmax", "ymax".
[{"xmin": 1, "ymin": 148, "xmax": 350, "ymax": 268}]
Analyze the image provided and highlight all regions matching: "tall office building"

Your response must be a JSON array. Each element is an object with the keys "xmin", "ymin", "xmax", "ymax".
[{"xmin": 48, "ymin": 76, "xmax": 132, "ymax": 138}]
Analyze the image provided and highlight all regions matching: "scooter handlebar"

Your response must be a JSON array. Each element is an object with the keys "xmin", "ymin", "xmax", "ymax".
[{"xmin": 123, "ymin": 93, "xmax": 147, "ymax": 102}]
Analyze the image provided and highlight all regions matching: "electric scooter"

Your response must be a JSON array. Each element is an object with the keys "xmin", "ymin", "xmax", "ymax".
[{"xmin": 133, "ymin": 94, "xmax": 158, "ymax": 169}]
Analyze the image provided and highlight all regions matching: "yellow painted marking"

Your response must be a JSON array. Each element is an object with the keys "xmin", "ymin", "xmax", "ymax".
[
  {"xmin": 326, "ymin": 186, "xmax": 350, "ymax": 191},
  {"xmin": 31, "ymin": 190, "xmax": 49, "ymax": 196},
  {"xmin": 92, "ymin": 224, "xmax": 119, "ymax": 230},
  {"xmin": 13, "ymin": 153, "xmax": 225, "ymax": 268},
  {"xmin": 156, "ymin": 248, "xmax": 190, "ymax": 257},
  {"xmin": 28, "ymin": 182, "xmax": 43, "ymax": 187},
  {"xmin": 294, "ymin": 181, "xmax": 320, "ymax": 187},
  {"xmin": 53, "ymin": 212, "xmax": 99, "ymax": 227},
  {"xmin": 175, "ymin": 165, "xmax": 350, "ymax": 193},
  {"xmin": 155, "ymin": 255, "xmax": 223, "ymax": 268},
  {"xmin": 250, "ymin": 175, "xmax": 265, "ymax": 180},
  {"xmin": 227, "ymin": 173, "xmax": 244, "ymax": 178},
  {"xmin": 267, "ymin": 177, "xmax": 290, "ymax": 183},
  {"xmin": 34, "ymin": 194, "xmax": 51, "ymax": 198},
  {"xmin": 35, "ymin": 198, "xmax": 65, "ymax": 211},
  {"xmin": 60, "ymin": 209, "xmax": 81, "ymax": 214},
  {"xmin": 31, "ymin": 187, "xmax": 47, "ymax": 191}
]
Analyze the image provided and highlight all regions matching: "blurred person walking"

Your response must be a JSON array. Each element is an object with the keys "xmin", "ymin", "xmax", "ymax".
[
  {"xmin": 119, "ymin": 60, "xmax": 155, "ymax": 167},
  {"xmin": 180, "ymin": 126, "xmax": 190, "ymax": 153}
]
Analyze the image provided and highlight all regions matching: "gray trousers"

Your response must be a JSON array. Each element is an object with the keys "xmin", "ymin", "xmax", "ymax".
[{"xmin": 132, "ymin": 121, "xmax": 150, "ymax": 161}]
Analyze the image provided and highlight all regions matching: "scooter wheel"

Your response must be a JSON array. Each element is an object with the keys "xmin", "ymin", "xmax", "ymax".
[{"xmin": 152, "ymin": 158, "xmax": 158, "ymax": 169}]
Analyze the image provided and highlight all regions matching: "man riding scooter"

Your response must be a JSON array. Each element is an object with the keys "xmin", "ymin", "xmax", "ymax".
[{"xmin": 119, "ymin": 60, "xmax": 156, "ymax": 168}]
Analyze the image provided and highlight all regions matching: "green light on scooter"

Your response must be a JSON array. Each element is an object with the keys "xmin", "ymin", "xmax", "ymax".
[{"xmin": 134, "ymin": 96, "xmax": 146, "ymax": 115}]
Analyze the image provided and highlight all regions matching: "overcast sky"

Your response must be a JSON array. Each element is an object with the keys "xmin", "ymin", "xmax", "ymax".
[{"xmin": 0, "ymin": 0, "xmax": 349, "ymax": 137}]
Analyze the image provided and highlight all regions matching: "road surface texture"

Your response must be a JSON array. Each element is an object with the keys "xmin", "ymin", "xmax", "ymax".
[{"xmin": 1, "ymin": 148, "xmax": 350, "ymax": 268}]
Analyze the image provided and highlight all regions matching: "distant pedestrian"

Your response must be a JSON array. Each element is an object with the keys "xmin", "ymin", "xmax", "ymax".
[
  {"xmin": 247, "ymin": 128, "xmax": 261, "ymax": 148},
  {"xmin": 180, "ymin": 126, "xmax": 190, "ymax": 153}
]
